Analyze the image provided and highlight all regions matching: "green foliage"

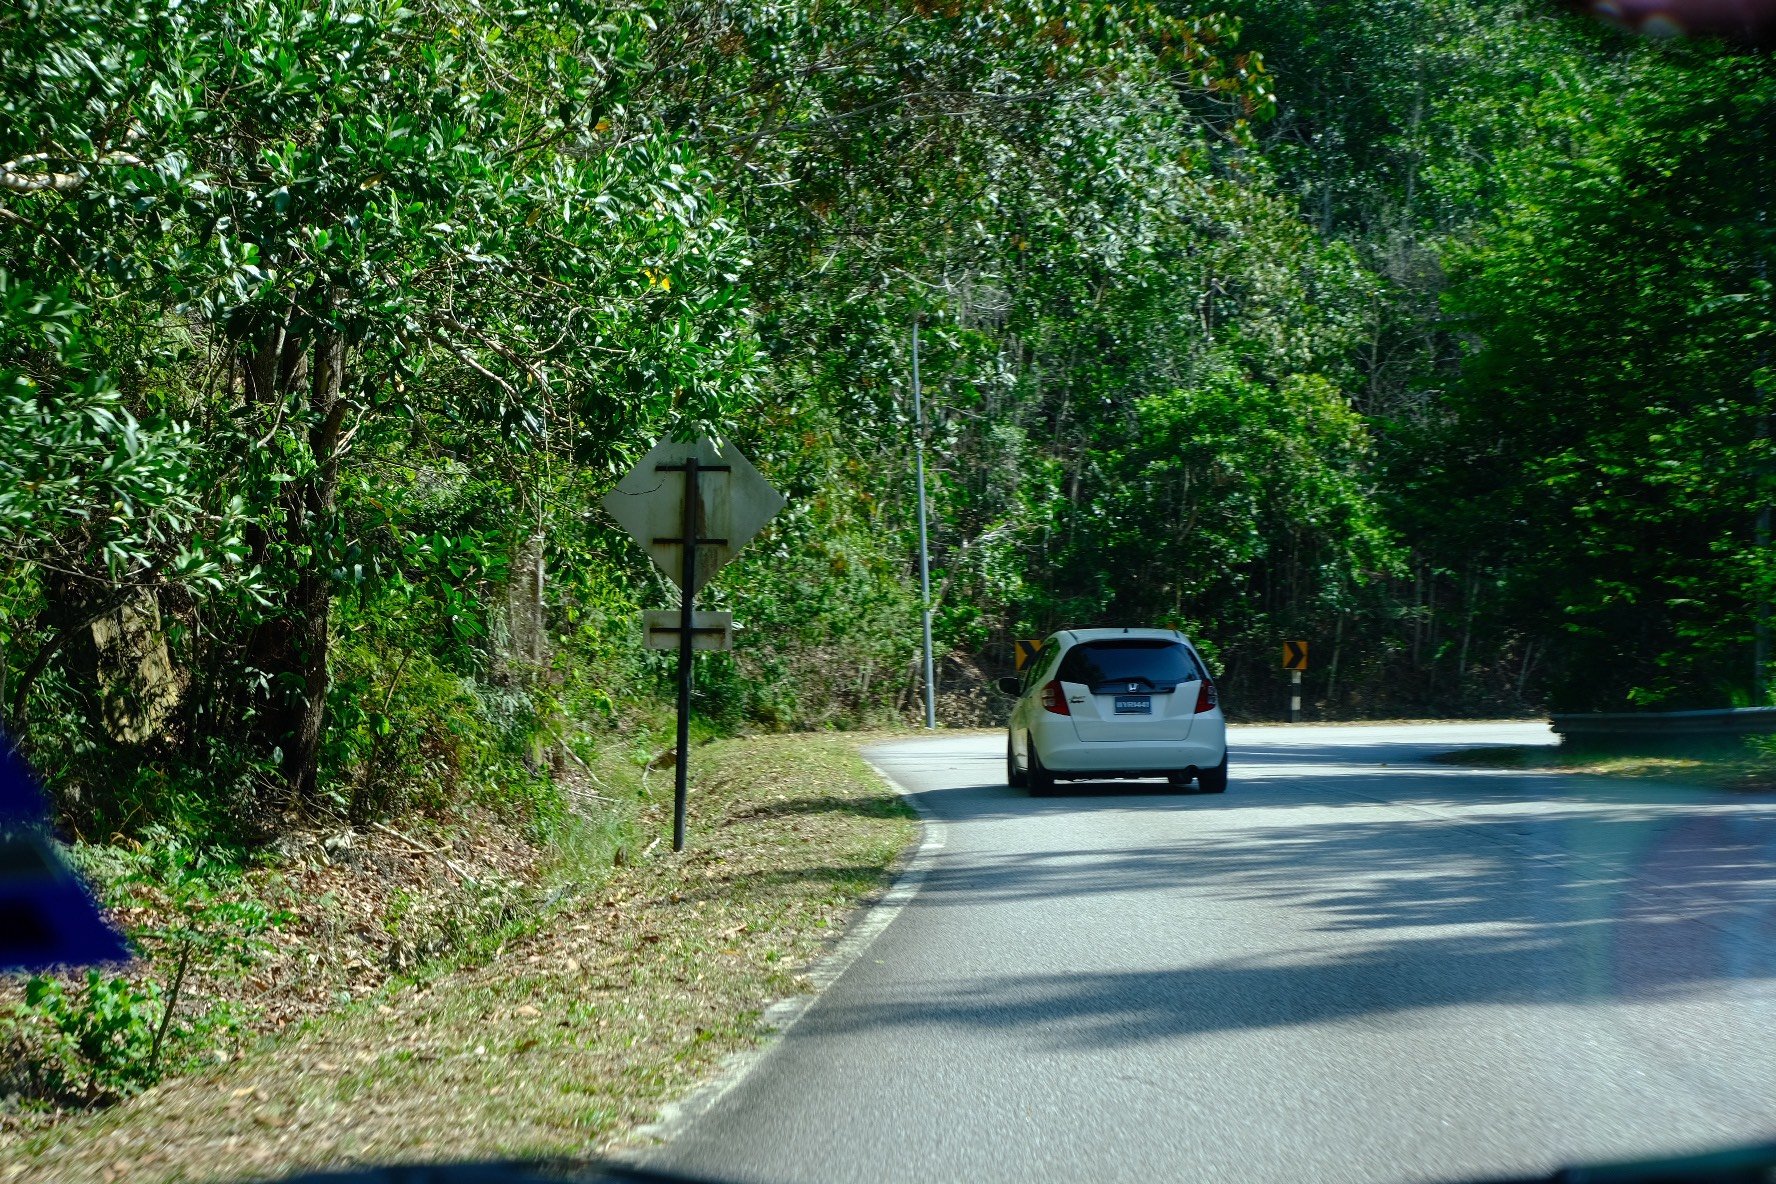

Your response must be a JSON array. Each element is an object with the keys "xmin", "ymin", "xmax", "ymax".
[
  {"xmin": 2, "ymin": 0, "xmax": 758, "ymax": 819},
  {"xmin": 0, "ymin": 276, "xmax": 213, "ymax": 578},
  {"xmin": 115, "ymin": 838, "xmax": 286, "ymax": 966},
  {"xmin": 1, "ymin": 837, "xmax": 282, "ymax": 1107},
  {"xmin": 8, "ymin": 0, "xmax": 1776, "ymax": 863},
  {"xmin": 16, "ymin": 971, "xmax": 164, "ymax": 1101},
  {"xmin": 1437, "ymin": 42, "xmax": 1776, "ymax": 709}
]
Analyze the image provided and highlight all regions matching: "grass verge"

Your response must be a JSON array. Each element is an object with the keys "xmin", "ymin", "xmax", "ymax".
[
  {"xmin": 1429, "ymin": 742, "xmax": 1776, "ymax": 791},
  {"xmin": 1, "ymin": 733, "xmax": 918, "ymax": 1183}
]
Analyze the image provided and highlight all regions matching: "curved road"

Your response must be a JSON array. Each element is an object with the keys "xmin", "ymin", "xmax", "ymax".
[{"xmin": 649, "ymin": 723, "xmax": 1776, "ymax": 1184}]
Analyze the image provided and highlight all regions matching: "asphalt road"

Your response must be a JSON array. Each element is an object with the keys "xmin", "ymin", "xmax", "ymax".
[{"xmin": 649, "ymin": 723, "xmax": 1776, "ymax": 1184}]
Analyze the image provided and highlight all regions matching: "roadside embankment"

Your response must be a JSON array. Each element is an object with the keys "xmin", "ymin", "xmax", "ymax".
[
  {"xmin": 1, "ymin": 733, "xmax": 919, "ymax": 1183},
  {"xmin": 1431, "ymin": 741, "xmax": 1776, "ymax": 792}
]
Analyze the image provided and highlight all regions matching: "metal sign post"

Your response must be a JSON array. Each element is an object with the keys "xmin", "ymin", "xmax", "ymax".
[
  {"xmin": 662, "ymin": 454, "xmax": 720, "ymax": 852},
  {"xmin": 603, "ymin": 438, "xmax": 785, "ymax": 852},
  {"xmin": 1282, "ymin": 640, "xmax": 1309, "ymax": 723}
]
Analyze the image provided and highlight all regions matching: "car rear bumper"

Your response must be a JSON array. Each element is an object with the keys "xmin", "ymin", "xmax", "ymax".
[{"xmin": 1033, "ymin": 734, "xmax": 1226, "ymax": 778}]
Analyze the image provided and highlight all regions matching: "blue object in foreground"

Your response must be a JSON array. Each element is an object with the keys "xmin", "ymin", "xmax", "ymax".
[{"xmin": 0, "ymin": 738, "xmax": 130, "ymax": 972}]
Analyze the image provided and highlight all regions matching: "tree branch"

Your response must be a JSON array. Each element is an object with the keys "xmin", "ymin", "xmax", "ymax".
[
  {"xmin": 431, "ymin": 331, "xmax": 518, "ymax": 398},
  {"xmin": 0, "ymin": 149, "xmax": 146, "ymax": 196}
]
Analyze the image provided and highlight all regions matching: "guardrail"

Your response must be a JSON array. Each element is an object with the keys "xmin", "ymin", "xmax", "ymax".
[{"xmin": 1551, "ymin": 706, "xmax": 1776, "ymax": 750}]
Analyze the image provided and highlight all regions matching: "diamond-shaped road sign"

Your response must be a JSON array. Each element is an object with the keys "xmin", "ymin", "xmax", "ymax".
[
  {"xmin": 603, "ymin": 436, "xmax": 785, "ymax": 853},
  {"xmin": 601, "ymin": 437, "xmax": 785, "ymax": 596}
]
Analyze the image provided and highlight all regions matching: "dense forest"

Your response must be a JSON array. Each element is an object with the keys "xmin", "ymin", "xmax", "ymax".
[{"xmin": 4, "ymin": 0, "xmax": 1774, "ymax": 842}]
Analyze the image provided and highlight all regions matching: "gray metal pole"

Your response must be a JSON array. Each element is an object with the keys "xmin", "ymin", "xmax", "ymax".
[
  {"xmin": 913, "ymin": 321, "xmax": 937, "ymax": 730},
  {"xmin": 1757, "ymin": 173, "xmax": 1771, "ymax": 702},
  {"xmin": 673, "ymin": 455, "xmax": 698, "ymax": 852}
]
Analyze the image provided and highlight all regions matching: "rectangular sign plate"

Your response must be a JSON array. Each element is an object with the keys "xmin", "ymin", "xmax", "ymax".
[
  {"xmin": 1113, "ymin": 695, "xmax": 1152, "ymax": 715},
  {"xmin": 643, "ymin": 610, "xmax": 734, "ymax": 652}
]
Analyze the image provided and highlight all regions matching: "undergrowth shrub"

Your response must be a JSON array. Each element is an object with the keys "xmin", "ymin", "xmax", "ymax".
[
  {"xmin": 3, "ymin": 839, "xmax": 283, "ymax": 1110},
  {"xmin": 9, "ymin": 972, "xmax": 162, "ymax": 1102}
]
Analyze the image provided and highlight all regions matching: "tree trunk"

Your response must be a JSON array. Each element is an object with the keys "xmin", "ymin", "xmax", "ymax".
[
  {"xmin": 1425, "ymin": 570, "xmax": 1439, "ymax": 695},
  {"xmin": 8, "ymin": 582, "xmax": 135, "ymax": 736},
  {"xmin": 1457, "ymin": 568, "xmax": 1476, "ymax": 684},
  {"xmin": 1410, "ymin": 563, "xmax": 1423, "ymax": 668},
  {"xmin": 287, "ymin": 329, "xmax": 348, "ymax": 804},
  {"xmin": 239, "ymin": 323, "xmax": 344, "ymax": 811}
]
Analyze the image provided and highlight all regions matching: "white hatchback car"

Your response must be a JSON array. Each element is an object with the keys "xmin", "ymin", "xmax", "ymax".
[{"xmin": 999, "ymin": 628, "xmax": 1228, "ymax": 795}]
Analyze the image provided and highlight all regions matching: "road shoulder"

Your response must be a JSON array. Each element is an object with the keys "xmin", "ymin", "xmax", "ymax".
[{"xmin": 617, "ymin": 751, "xmax": 944, "ymax": 1157}]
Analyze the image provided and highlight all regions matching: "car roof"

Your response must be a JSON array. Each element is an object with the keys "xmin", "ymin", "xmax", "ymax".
[{"xmin": 1050, "ymin": 627, "xmax": 1190, "ymax": 646}]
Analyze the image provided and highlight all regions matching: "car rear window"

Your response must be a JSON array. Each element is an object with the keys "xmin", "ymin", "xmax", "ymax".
[{"xmin": 1056, "ymin": 639, "xmax": 1203, "ymax": 690}]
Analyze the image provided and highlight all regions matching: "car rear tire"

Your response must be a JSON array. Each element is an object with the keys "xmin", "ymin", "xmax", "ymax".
[
  {"xmin": 1197, "ymin": 754, "xmax": 1228, "ymax": 794},
  {"xmin": 1028, "ymin": 748, "xmax": 1056, "ymax": 796},
  {"xmin": 1007, "ymin": 735, "xmax": 1027, "ymax": 788}
]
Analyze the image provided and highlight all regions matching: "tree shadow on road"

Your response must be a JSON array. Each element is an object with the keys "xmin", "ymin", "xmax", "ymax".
[{"xmin": 826, "ymin": 770, "xmax": 1776, "ymax": 1048}]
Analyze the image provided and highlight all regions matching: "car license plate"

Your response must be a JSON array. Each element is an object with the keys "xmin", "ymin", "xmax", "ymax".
[{"xmin": 1113, "ymin": 695, "xmax": 1152, "ymax": 715}]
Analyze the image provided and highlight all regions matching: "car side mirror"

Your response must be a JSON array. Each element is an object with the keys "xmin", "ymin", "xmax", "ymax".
[{"xmin": 995, "ymin": 676, "xmax": 1023, "ymax": 697}]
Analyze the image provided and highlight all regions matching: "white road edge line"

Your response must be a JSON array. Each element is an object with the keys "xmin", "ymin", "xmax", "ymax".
[{"xmin": 612, "ymin": 750, "xmax": 946, "ymax": 1158}]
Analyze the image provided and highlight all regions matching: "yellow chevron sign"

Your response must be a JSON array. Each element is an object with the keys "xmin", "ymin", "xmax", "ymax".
[
  {"xmin": 1013, "ymin": 639, "xmax": 1044, "ymax": 671},
  {"xmin": 1282, "ymin": 640, "xmax": 1309, "ymax": 671}
]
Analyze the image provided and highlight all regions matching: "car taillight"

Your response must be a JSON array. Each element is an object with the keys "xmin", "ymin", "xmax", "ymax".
[
  {"xmin": 1040, "ymin": 679, "xmax": 1071, "ymax": 716},
  {"xmin": 1194, "ymin": 678, "xmax": 1218, "ymax": 714}
]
